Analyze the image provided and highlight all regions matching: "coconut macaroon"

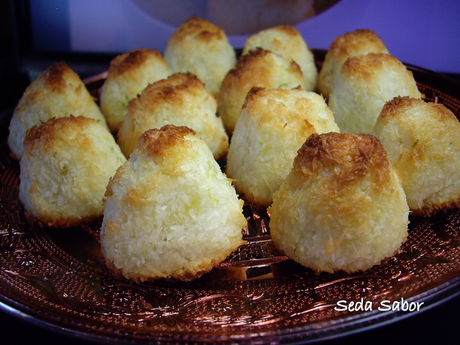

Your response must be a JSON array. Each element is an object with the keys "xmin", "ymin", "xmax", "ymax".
[
  {"xmin": 328, "ymin": 53, "xmax": 422, "ymax": 134},
  {"xmin": 269, "ymin": 132, "xmax": 409, "ymax": 274},
  {"xmin": 164, "ymin": 16, "xmax": 236, "ymax": 98},
  {"xmin": 99, "ymin": 48, "xmax": 170, "ymax": 132},
  {"xmin": 101, "ymin": 125, "xmax": 246, "ymax": 282},
  {"xmin": 317, "ymin": 29, "xmax": 389, "ymax": 99},
  {"xmin": 19, "ymin": 116, "xmax": 126, "ymax": 228},
  {"xmin": 117, "ymin": 73, "xmax": 228, "ymax": 160},
  {"xmin": 372, "ymin": 96, "xmax": 460, "ymax": 215},
  {"xmin": 242, "ymin": 25, "xmax": 318, "ymax": 91},
  {"xmin": 8, "ymin": 61, "xmax": 108, "ymax": 160},
  {"xmin": 218, "ymin": 48, "xmax": 307, "ymax": 134},
  {"xmin": 226, "ymin": 87, "xmax": 339, "ymax": 208}
]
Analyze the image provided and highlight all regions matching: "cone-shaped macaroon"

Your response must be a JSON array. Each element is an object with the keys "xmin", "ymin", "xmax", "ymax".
[
  {"xmin": 218, "ymin": 48, "xmax": 306, "ymax": 135},
  {"xmin": 328, "ymin": 53, "xmax": 422, "ymax": 134},
  {"xmin": 117, "ymin": 73, "xmax": 228, "ymax": 160},
  {"xmin": 317, "ymin": 29, "xmax": 389, "ymax": 100},
  {"xmin": 269, "ymin": 132, "xmax": 409, "ymax": 274},
  {"xmin": 373, "ymin": 96, "xmax": 460, "ymax": 216},
  {"xmin": 19, "ymin": 115, "xmax": 126, "ymax": 228},
  {"xmin": 100, "ymin": 48, "xmax": 170, "ymax": 132},
  {"xmin": 226, "ymin": 86, "xmax": 339, "ymax": 208},
  {"xmin": 8, "ymin": 61, "xmax": 108, "ymax": 160},
  {"xmin": 101, "ymin": 125, "xmax": 246, "ymax": 282},
  {"xmin": 243, "ymin": 25, "xmax": 318, "ymax": 91},
  {"xmin": 164, "ymin": 16, "xmax": 237, "ymax": 98}
]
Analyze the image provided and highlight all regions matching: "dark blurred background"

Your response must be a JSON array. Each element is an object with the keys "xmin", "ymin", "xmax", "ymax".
[
  {"xmin": 2, "ymin": 0, "xmax": 460, "ymax": 119},
  {"xmin": 1, "ymin": 0, "xmax": 460, "ymax": 344}
]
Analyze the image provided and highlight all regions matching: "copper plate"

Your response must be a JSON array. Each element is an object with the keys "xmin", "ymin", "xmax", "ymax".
[{"xmin": 1, "ymin": 50, "xmax": 460, "ymax": 344}]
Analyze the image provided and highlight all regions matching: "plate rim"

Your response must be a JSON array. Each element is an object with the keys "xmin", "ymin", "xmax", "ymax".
[{"xmin": 2, "ymin": 52, "xmax": 460, "ymax": 344}]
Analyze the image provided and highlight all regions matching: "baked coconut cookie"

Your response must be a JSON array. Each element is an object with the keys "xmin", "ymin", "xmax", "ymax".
[
  {"xmin": 318, "ymin": 29, "xmax": 389, "ymax": 100},
  {"xmin": 243, "ymin": 25, "xmax": 318, "ymax": 91},
  {"xmin": 117, "ymin": 73, "xmax": 228, "ymax": 160},
  {"xmin": 99, "ymin": 48, "xmax": 170, "ymax": 132},
  {"xmin": 19, "ymin": 116, "xmax": 126, "ymax": 228},
  {"xmin": 269, "ymin": 132, "xmax": 409, "ymax": 274},
  {"xmin": 8, "ymin": 61, "xmax": 108, "ymax": 160},
  {"xmin": 218, "ymin": 48, "xmax": 306, "ymax": 134},
  {"xmin": 373, "ymin": 96, "xmax": 460, "ymax": 216},
  {"xmin": 101, "ymin": 125, "xmax": 246, "ymax": 282},
  {"xmin": 328, "ymin": 53, "xmax": 422, "ymax": 134},
  {"xmin": 226, "ymin": 87, "xmax": 339, "ymax": 208},
  {"xmin": 164, "ymin": 16, "xmax": 236, "ymax": 98}
]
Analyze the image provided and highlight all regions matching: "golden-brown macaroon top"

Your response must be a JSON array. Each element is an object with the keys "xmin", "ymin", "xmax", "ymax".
[
  {"xmin": 226, "ymin": 48, "xmax": 303, "ymax": 86},
  {"xmin": 318, "ymin": 29, "xmax": 389, "ymax": 98},
  {"xmin": 241, "ymin": 86, "xmax": 335, "ymax": 134},
  {"xmin": 134, "ymin": 124, "xmax": 196, "ymax": 159},
  {"xmin": 373, "ymin": 96, "xmax": 460, "ymax": 215},
  {"xmin": 226, "ymin": 86, "xmax": 339, "ymax": 207},
  {"xmin": 107, "ymin": 48, "xmax": 165, "ymax": 78},
  {"xmin": 241, "ymin": 86, "xmax": 314, "ymax": 131},
  {"xmin": 128, "ymin": 72, "xmax": 203, "ymax": 110},
  {"xmin": 257, "ymin": 25, "xmax": 298, "ymax": 40},
  {"xmin": 24, "ymin": 115, "xmax": 88, "ymax": 150},
  {"xmin": 218, "ymin": 48, "xmax": 306, "ymax": 133},
  {"xmin": 328, "ymin": 29, "xmax": 388, "ymax": 60},
  {"xmin": 293, "ymin": 132, "xmax": 391, "ymax": 190},
  {"xmin": 378, "ymin": 96, "xmax": 454, "ymax": 124},
  {"xmin": 23, "ymin": 115, "xmax": 115, "ymax": 158},
  {"xmin": 105, "ymin": 125, "xmax": 197, "ymax": 201},
  {"xmin": 341, "ymin": 53, "xmax": 412, "ymax": 81},
  {"xmin": 14, "ymin": 61, "xmax": 98, "ymax": 116},
  {"xmin": 37, "ymin": 61, "xmax": 71, "ymax": 91},
  {"xmin": 100, "ymin": 48, "xmax": 170, "ymax": 132},
  {"xmin": 117, "ymin": 72, "xmax": 228, "ymax": 159},
  {"xmin": 242, "ymin": 25, "xmax": 318, "ymax": 91},
  {"xmin": 327, "ymin": 52, "xmax": 421, "ymax": 134},
  {"xmin": 8, "ymin": 61, "xmax": 108, "ymax": 160},
  {"xmin": 15, "ymin": 61, "xmax": 95, "ymax": 112},
  {"xmin": 167, "ymin": 16, "xmax": 226, "ymax": 44},
  {"xmin": 21, "ymin": 115, "xmax": 126, "ymax": 228},
  {"xmin": 101, "ymin": 124, "xmax": 246, "ymax": 282},
  {"xmin": 164, "ymin": 16, "xmax": 236, "ymax": 98},
  {"xmin": 269, "ymin": 130, "xmax": 409, "ymax": 274},
  {"xmin": 272, "ymin": 25, "xmax": 300, "ymax": 37}
]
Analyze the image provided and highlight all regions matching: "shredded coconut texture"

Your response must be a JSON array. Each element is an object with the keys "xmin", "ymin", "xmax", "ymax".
[
  {"xmin": 19, "ymin": 116, "xmax": 126, "ymax": 227},
  {"xmin": 101, "ymin": 125, "xmax": 246, "ymax": 282},
  {"xmin": 328, "ymin": 53, "xmax": 422, "ymax": 134},
  {"xmin": 373, "ymin": 96, "xmax": 460, "ymax": 215},
  {"xmin": 164, "ymin": 16, "xmax": 237, "ymax": 98},
  {"xmin": 226, "ymin": 87, "xmax": 339, "ymax": 207},
  {"xmin": 243, "ymin": 25, "xmax": 318, "ymax": 91},
  {"xmin": 8, "ymin": 61, "xmax": 108, "ymax": 160},
  {"xmin": 269, "ymin": 132, "xmax": 409, "ymax": 274},
  {"xmin": 100, "ymin": 48, "xmax": 170, "ymax": 132},
  {"xmin": 117, "ymin": 73, "xmax": 228, "ymax": 160},
  {"xmin": 218, "ymin": 48, "xmax": 307, "ymax": 134},
  {"xmin": 318, "ymin": 29, "xmax": 389, "ymax": 100}
]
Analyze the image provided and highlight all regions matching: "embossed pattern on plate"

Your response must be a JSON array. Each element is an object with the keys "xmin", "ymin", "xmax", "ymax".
[{"xmin": 1, "ymin": 51, "xmax": 460, "ymax": 344}]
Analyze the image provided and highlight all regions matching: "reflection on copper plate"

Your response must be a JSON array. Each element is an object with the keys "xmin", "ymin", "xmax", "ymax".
[{"xmin": 1, "ymin": 50, "xmax": 460, "ymax": 344}]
